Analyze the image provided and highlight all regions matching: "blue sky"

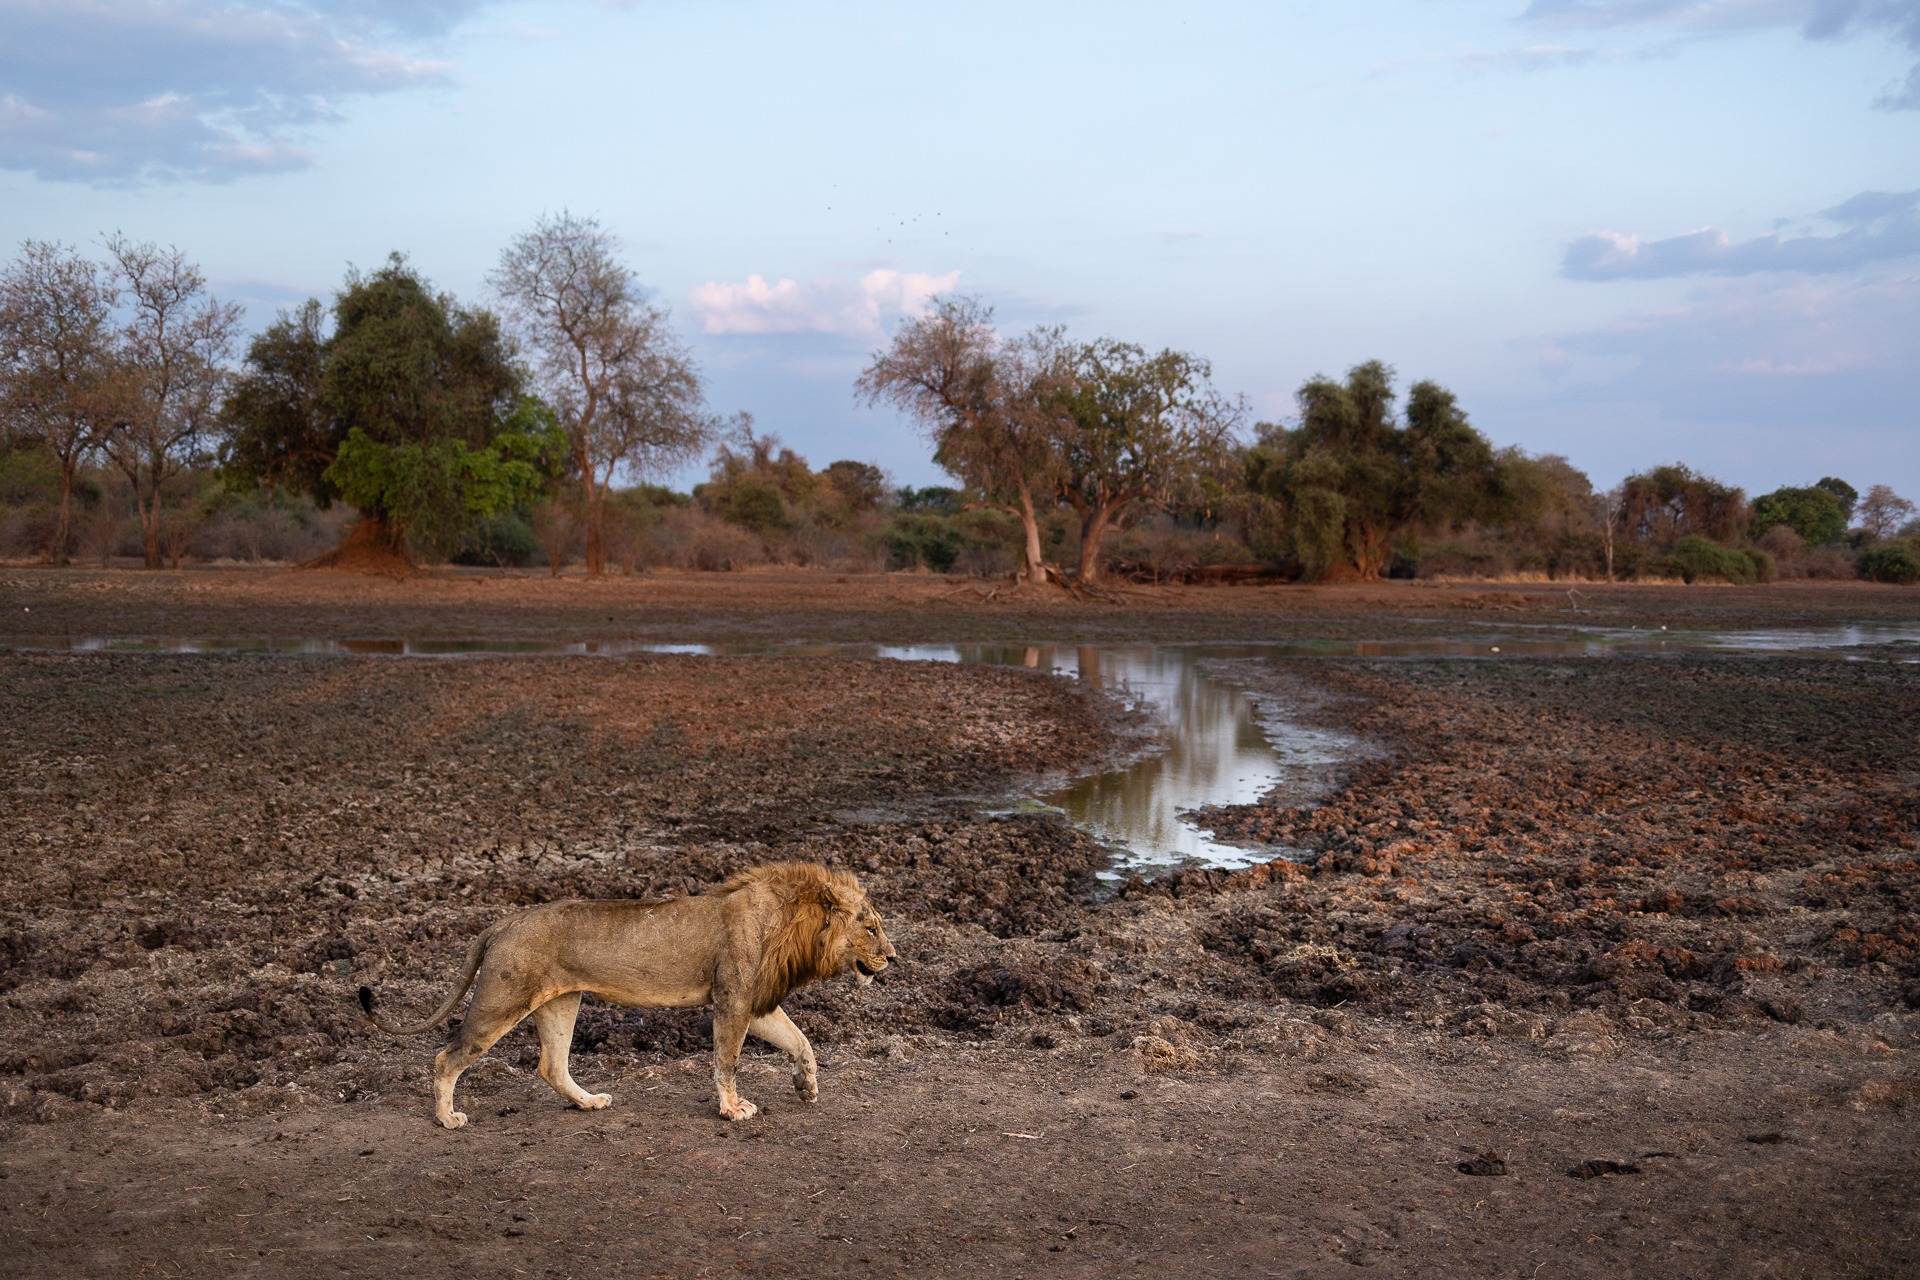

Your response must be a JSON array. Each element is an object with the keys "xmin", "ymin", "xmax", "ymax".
[{"xmin": 3, "ymin": 0, "xmax": 1916, "ymax": 500}]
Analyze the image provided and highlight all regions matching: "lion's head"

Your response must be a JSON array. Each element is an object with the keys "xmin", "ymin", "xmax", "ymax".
[
  {"xmin": 838, "ymin": 895, "xmax": 896, "ymax": 987},
  {"xmin": 728, "ymin": 862, "xmax": 898, "ymax": 1014}
]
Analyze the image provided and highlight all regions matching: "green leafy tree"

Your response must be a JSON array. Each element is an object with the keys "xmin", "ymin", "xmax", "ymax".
[
  {"xmin": 1246, "ymin": 361, "xmax": 1504, "ymax": 579},
  {"xmin": 1054, "ymin": 339, "xmax": 1243, "ymax": 584},
  {"xmin": 1814, "ymin": 476, "xmax": 1858, "ymax": 522},
  {"xmin": 223, "ymin": 255, "xmax": 558, "ymax": 561},
  {"xmin": 1751, "ymin": 485, "xmax": 1848, "ymax": 546}
]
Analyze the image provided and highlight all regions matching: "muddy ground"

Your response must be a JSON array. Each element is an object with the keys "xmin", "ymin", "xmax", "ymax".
[{"xmin": 1, "ymin": 569, "xmax": 1917, "ymax": 1278}]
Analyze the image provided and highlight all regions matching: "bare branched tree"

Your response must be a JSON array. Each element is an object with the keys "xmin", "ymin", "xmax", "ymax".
[
  {"xmin": 493, "ymin": 213, "xmax": 713, "ymax": 575},
  {"xmin": 1857, "ymin": 484, "xmax": 1917, "ymax": 541},
  {"xmin": 0, "ymin": 241, "xmax": 118, "ymax": 564},
  {"xmin": 856, "ymin": 297, "xmax": 1070, "ymax": 583},
  {"xmin": 100, "ymin": 234, "xmax": 241, "ymax": 569}
]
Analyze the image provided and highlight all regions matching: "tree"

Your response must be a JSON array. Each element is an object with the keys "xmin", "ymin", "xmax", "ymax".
[
  {"xmin": 100, "ymin": 234, "xmax": 242, "ymax": 569},
  {"xmin": 493, "ymin": 213, "xmax": 714, "ymax": 575},
  {"xmin": 1246, "ymin": 361, "xmax": 1504, "ymax": 579},
  {"xmin": 219, "ymin": 299, "xmax": 332, "ymax": 501},
  {"xmin": 1814, "ymin": 476, "xmax": 1858, "ymax": 522},
  {"xmin": 1751, "ymin": 485, "xmax": 1848, "ymax": 546},
  {"xmin": 857, "ymin": 297, "xmax": 1070, "ymax": 583},
  {"xmin": 0, "ymin": 241, "xmax": 117, "ymax": 564},
  {"xmin": 1856, "ymin": 484, "xmax": 1917, "ymax": 541},
  {"xmin": 1054, "ymin": 339, "xmax": 1242, "ymax": 584},
  {"xmin": 1615, "ymin": 464, "xmax": 1747, "ymax": 550},
  {"xmin": 222, "ymin": 255, "xmax": 559, "ymax": 564}
]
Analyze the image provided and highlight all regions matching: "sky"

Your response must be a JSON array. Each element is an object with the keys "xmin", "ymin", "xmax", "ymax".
[{"xmin": 2, "ymin": 0, "xmax": 1916, "ymax": 500}]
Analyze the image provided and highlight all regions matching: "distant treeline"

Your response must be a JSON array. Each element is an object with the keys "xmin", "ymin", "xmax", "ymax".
[{"xmin": 2, "ymin": 236, "xmax": 1916, "ymax": 584}]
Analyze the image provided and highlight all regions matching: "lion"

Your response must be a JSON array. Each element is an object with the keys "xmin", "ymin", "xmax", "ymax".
[{"xmin": 357, "ymin": 862, "xmax": 895, "ymax": 1128}]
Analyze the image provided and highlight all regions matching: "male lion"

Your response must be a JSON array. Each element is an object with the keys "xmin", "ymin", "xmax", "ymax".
[{"xmin": 358, "ymin": 862, "xmax": 894, "ymax": 1128}]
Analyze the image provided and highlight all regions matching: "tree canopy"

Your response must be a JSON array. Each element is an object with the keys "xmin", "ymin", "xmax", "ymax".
[
  {"xmin": 1055, "ymin": 339, "xmax": 1241, "ymax": 584},
  {"xmin": 1245, "ymin": 361, "xmax": 1507, "ymax": 579},
  {"xmin": 1751, "ymin": 484, "xmax": 1849, "ymax": 546},
  {"xmin": 222, "ymin": 255, "xmax": 561, "ymax": 559},
  {"xmin": 857, "ymin": 296, "xmax": 1069, "ymax": 582}
]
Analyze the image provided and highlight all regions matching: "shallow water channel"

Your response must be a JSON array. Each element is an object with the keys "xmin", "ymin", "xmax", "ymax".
[{"xmin": 13, "ymin": 624, "xmax": 1920, "ymax": 876}]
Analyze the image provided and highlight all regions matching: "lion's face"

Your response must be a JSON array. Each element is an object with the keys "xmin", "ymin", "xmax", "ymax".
[{"xmin": 840, "ymin": 899, "xmax": 896, "ymax": 987}]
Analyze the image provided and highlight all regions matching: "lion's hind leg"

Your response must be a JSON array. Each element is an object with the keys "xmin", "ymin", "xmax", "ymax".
[
  {"xmin": 532, "ymin": 992, "xmax": 611, "ymax": 1112},
  {"xmin": 431, "ymin": 968, "xmax": 538, "ymax": 1130},
  {"xmin": 748, "ymin": 1007, "xmax": 818, "ymax": 1103}
]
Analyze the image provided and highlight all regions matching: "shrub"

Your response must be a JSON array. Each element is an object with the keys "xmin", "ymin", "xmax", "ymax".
[
  {"xmin": 1858, "ymin": 542, "xmax": 1920, "ymax": 585},
  {"xmin": 1665, "ymin": 534, "xmax": 1762, "ymax": 584},
  {"xmin": 653, "ymin": 506, "xmax": 766, "ymax": 571},
  {"xmin": 882, "ymin": 513, "xmax": 968, "ymax": 572},
  {"xmin": 452, "ymin": 514, "xmax": 539, "ymax": 568}
]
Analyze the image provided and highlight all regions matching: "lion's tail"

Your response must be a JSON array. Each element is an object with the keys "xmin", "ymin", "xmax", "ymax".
[{"xmin": 357, "ymin": 928, "xmax": 492, "ymax": 1037}]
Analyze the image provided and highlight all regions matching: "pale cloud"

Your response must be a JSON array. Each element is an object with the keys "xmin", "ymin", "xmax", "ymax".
[
  {"xmin": 1513, "ymin": 272, "xmax": 1920, "ymax": 492},
  {"xmin": 1459, "ymin": 43, "xmax": 1601, "ymax": 70},
  {"xmin": 689, "ymin": 269, "xmax": 963, "ymax": 337},
  {"xmin": 1563, "ymin": 189, "xmax": 1920, "ymax": 278},
  {"xmin": 0, "ymin": 0, "xmax": 481, "ymax": 183},
  {"xmin": 1545, "ymin": 272, "xmax": 1918, "ymax": 395},
  {"xmin": 1520, "ymin": 0, "xmax": 1920, "ymax": 107}
]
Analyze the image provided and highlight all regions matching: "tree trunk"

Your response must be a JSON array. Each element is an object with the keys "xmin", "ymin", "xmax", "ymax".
[
  {"xmin": 581, "ymin": 467, "xmax": 605, "ymax": 576},
  {"xmin": 1076, "ymin": 502, "xmax": 1119, "ymax": 585},
  {"xmin": 53, "ymin": 466, "xmax": 74, "ymax": 567},
  {"xmin": 139, "ymin": 480, "xmax": 163, "ymax": 570},
  {"xmin": 1349, "ymin": 522, "xmax": 1389, "ymax": 580},
  {"xmin": 1016, "ymin": 481, "xmax": 1046, "ymax": 582}
]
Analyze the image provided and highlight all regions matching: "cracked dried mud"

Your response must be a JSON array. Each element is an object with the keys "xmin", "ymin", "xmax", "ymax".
[{"xmin": 1, "ymin": 568, "xmax": 1917, "ymax": 1278}]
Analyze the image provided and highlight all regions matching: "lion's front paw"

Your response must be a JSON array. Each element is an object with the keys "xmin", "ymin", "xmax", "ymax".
[
  {"xmin": 577, "ymin": 1092, "xmax": 612, "ymax": 1110},
  {"xmin": 719, "ymin": 1096, "xmax": 758, "ymax": 1121},
  {"xmin": 439, "ymin": 1111, "xmax": 468, "ymax": 1130}
]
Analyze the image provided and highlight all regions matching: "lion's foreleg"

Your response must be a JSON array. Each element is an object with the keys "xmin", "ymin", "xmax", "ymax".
[
  {"xmin": 748, "ymin": 1007, "xmax": 818, "ymax": 1103},
  {"xmin": 532, "ymin": 992, "xmax": 611, "ymax": 1112},
  {"xmin": 710, "ymin": 1009, "xmax": 758, "ymax": 1121}
]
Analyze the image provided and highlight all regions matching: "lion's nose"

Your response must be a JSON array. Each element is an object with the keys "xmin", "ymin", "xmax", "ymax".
[{"xmin": 882, "ymin": 939, "xmax": 897, "ymax": 959}]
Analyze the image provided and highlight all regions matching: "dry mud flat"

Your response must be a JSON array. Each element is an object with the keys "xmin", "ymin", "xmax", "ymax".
[
  {"xmin": 8, "ymin": 565, "xmax": 1920, "ymax": 645},
  {"xmin": 1, "ymin": 629, "xmax": 1917, "ymax": 1274}
]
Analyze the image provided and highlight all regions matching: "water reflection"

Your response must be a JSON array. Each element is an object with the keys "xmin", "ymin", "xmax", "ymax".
[{"xmin": 881, "ymin": 644, "xmax": 1342, "ymax": 876}]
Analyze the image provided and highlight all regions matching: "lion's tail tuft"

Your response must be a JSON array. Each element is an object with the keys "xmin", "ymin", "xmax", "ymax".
[{"xmin": 359, "ymin": 929, "xmax": 493, "ymax": 1037}]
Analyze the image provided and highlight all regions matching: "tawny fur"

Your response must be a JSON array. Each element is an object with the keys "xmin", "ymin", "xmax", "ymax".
[{"xmin": 358, "ymin": 862, "xmax": 895, "ymax": 1127}]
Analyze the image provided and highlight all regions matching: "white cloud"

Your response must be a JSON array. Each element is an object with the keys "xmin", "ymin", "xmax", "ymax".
[
  {"xmin": 689, "ymin": 269, "xmax": 962, "ymax": 338},
  {"xmin": 1520, "ymin": 0, "xmax": 1920, "ymax": 108},
  {"xmin": 1563, "ymin": 189, "xmax": 1920, "ymax": 278},
  {"xmin": 0, "ymin": 0, "xmax": 479, "ymax": 183}
]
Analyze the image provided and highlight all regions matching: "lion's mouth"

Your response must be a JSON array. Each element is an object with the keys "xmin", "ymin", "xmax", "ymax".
[{"xmin": 854, "ymin": 959, "xmax": 882, "ymax": 983}]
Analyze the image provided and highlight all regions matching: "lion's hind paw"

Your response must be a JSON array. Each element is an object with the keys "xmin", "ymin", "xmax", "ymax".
[
  {"xmin": 440, "ymin": 1111, "xmax": 468, "ymax": 1130},
  {"xmin": 577, "ymin": 1092, "xmax": 613, "ymax": 1110}
]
